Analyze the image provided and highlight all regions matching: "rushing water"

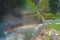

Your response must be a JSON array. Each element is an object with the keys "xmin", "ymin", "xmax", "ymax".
[
  {"xmin": 0, "ymin": 15, "xmax": 43, "ymax": 40},
  {"xmin": 0, "ymin": 24, "xmax": 43, "ymax": 40},
  {"xmin": 4, "ymin": 24, "xmax": 43, "ymax": 40},
  {"xmin": 0, "ymin": 16, "xmax": 23, "ymax": 40},
  {"xmin": 0, "ymin": 18, "xmax": 60, "ymax": 40}
]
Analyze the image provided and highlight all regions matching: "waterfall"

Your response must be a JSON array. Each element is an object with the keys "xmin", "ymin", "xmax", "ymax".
[{"xmin": 4, "ymin": 24, "xmax": 43, "ymax": 40}]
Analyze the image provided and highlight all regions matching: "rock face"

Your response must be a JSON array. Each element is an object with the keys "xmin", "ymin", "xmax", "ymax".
[{"xmin": 22, "ymin": 13, "xmax": 38, "ymax": 24}]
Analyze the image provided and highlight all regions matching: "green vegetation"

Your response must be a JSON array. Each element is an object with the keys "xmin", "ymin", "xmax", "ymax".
[
  {"xmin": 37, "ymin": 0, "xmax": 50, "ymax": 12},
  {"xmin": 25, "ymin": 0, "xmax": 38, "ymax": 13},
  {"xmin": 5, "ymin": 0, "xmax": 59, "ymax": 22},
  {"xmin": 1, "ymin": 0, "xmax": 59, "ymax": 19},
  {"xmin": 36, "ymin": 12, "xmax": 60, "ymax": 22},
  {"xmin": 35, "ymin": 0, "xmax": 59, "ymax": 22},
  {"xmin": 45, "ymin": 13, "xmax": 60, "ymax": 19},
  {"xmin": 46, "ymin": 24, "xmax": 60, "ymax": 40},
  {"xmin": 46, "ymin": 35, "xmax": 50, "ymax": 40},
  {"xmin": 59, "ymin": 32, "xmax": 60, "ymax": 36},
  {"xmin": 47, "ymin": 24, "xmax": 60, "ymax": 30},
  {"xmin": 10, "ymin": 0, "xmax": 59, "ymax": 20}
]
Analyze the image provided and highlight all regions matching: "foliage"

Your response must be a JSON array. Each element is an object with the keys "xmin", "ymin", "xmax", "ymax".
[
  {"xmin": 36, "ymin": 0, "xmax": 50, "ymax": 22},
  {"xmin": 13, "ymin": 0, "xmax": 38, "ymax": 14},
  {"xmin": 44, "ymin": 13, "xmax": 60, "ymax": 19},
  {"xmin": 37, "ymin": 0, "xmax": 50, "ymax": 12},
  {"xmin": 46, "ymin": 35, "xmax": 50, "ymax": 40},
  {"xmin": 47, "ymin": 24, "xmax": 60, "ymax": 30},
  {"xmin": 36, "ymin": 11, "xmax": 42, "ymax": 23},
  {"xmin": 36, "ymin": 0, "xmax": 59, "ymax": 21},
  {"xmin": 11, "ymin": 0, "xmax": 59, "ymax": 20},
  {"xmin": 25, "ymin": 0, "xmax": 38, "ymax": 13},
  {"xmin": 1, "ymin": 0, "xmax": 59, "ymax": 21}
]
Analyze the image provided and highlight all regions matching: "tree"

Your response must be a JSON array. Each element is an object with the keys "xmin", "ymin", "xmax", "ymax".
[{"xmin": 37, "ymin": 0, "xmax": 50, "ymax": 23}]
